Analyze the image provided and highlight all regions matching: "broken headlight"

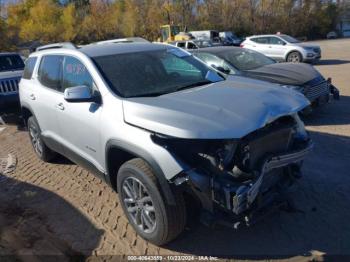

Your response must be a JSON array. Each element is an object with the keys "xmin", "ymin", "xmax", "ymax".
[
  {"xmin": 293, "ymin": 113, "xmax": 309, "ymax": 140},
  {"xmin": 151, "ymin": 134, "xmax": 238, "ymax": 171}
]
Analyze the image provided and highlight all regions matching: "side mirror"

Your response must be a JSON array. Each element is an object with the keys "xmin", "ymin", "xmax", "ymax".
[
  {"xmin": 64, "ymin": 85, "xmax": 100, "ymax": 103},
  {"xmin": 205, "ymin": 70, "xmax": 224, "ymax": 82}
]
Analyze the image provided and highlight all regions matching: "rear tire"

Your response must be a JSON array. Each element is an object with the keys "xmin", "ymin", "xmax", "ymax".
[
  {"xmin": 117, "ymin": 158, "xmax": 186, "ymax": 245},
  {"xmin": 27, "ymin": 116, "xmax": 56, "ymax": 162},
  {"xmin": 287, "ymin": 51, "xmax": 302, "ymax": 63}
]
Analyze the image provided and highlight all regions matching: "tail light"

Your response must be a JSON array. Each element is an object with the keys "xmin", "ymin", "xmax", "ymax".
[{"xmin": 240, "ymin": 44, "xmax": 244, "ymax": 48}]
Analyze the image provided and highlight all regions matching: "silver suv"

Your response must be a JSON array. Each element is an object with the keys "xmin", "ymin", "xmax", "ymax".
[
  {"xmin": 19, "ymin": 41, "xmax": 312, "ymax": 245},
  {"xmin": 241, "ymin": 34, "xmax": 321, "ymax": 63}
]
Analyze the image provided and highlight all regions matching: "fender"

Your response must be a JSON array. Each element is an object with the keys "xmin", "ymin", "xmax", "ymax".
[{"xmin": 105, "ymin": 139, "xmax": 178, "ymax": 205}]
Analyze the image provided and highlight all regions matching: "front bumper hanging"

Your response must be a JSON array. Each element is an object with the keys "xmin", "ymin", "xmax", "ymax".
[
  {"xmin": 231, "ymin": 141, "xmax": 313, "ymax": 215},
  {"xmin": 186, "ymin": 140, "xmax": 313, "ymax": 229}
]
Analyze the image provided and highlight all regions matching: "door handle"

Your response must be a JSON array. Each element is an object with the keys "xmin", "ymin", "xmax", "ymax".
[
  {"xmin": 56, "ymin": 103, "xmax": 65, "ymax": 111},
  {"xmin": 29, "ymin": 94, "xmax": 36, "ymax": 100}
]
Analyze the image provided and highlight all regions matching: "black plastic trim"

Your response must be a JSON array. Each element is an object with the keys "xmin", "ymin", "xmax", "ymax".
[
  {"xmin": 105, "ymin": 139, "xmax": 176, "ymax": 205},
  {"xmin": 42, "ymin": 136, "xmax": 106, "ymax": 181}
]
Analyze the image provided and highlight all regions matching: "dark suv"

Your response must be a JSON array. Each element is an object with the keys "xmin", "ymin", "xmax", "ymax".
[{"xmin": 0, "ymin": 53, "xmax": 25, "ymax": 110}]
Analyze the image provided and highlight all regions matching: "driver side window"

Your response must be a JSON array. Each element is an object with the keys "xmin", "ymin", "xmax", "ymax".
[
  {"xmin": 269, "ymin": 37, "xmax": 285, "ymax": 45},
  {"xmin": 62, "ymin": 56, "xmax": 93, "ymax": 92}
]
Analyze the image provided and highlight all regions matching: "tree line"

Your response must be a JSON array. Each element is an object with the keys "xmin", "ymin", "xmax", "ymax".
[{"xmin": 0, "ymin": 0, "xmax": 347, "ymax": 51}]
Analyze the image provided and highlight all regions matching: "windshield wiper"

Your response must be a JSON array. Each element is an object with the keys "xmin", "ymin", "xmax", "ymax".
[
  {"xmin": 126, "ymin": 81, "xmax": 212, "ymax": 98},
  {"xmin": 127, "ymin": 91, "xmax": 169, "ymax": 98}
]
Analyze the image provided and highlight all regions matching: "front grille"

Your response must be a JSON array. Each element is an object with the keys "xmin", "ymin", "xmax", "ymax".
[
  {"xmin": 305, "ymin": 80, "xmax": 329, "ymax": 101},
  {"xmin": 0, "ymin": 78, "xmax": 20, "ymax": 95}
]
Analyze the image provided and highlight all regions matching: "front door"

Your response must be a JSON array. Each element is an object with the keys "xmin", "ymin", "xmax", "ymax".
[
  {"xmin": 267, "ymin": 37, "xmax": 288, "ymax": 59},
  {"xmin": 55, "ymin": 55, "xmax": 103, "ymax": 172}
]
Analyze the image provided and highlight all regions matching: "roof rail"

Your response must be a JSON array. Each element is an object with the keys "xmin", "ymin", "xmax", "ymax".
[
  {"xmin": 93, "ymin": 37, "xmax": 150, "ymax": 45},
  {"xmin": 36, "ymin": 42, "xmax": 77, "ymax": 52}
]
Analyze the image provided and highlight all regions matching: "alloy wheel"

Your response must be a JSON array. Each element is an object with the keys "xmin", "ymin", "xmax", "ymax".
[
  {"xmin": 122, "ymin": 177, "xmax": 157, "ymax": 234},
  {"xmin": 288, "ymin": 53, "xmax": 301, "ymax": 62}
]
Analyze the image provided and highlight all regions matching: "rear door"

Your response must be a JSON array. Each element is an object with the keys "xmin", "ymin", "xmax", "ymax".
[
  {"xmin": 19, "ymin": 57, "xmax": 37, "ymax": 106},
  {"xmin": 248, "ymin": 37, "xmax": 271, "ymax": 56},
  {"xmin": 28, "ymin": 55, "xmax": 64, "ymax": 151}
]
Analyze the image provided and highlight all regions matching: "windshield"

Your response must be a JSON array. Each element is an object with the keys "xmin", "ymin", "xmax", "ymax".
[
  {"xmin": 279, "ymin": 35, "xmax": 301, "ymax": 43},
  {"xmin": 0, "ymin": 55, "xmax": 25, "ymax": 72},
  {"xmin": 220, "ymin": 49, "xmax": 275, "ymax": 71},
  {"xmin": 93, "ymin": 49, "xmax": 220, "ymax": 98}
]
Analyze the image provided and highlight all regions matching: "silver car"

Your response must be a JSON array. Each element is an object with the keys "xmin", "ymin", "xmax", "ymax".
[
  {"xmin": 19, "ymin": 41, "xmax": 312, "ymax": 245},
  {"xmin": 241, "ymin": 34, "xmax": 321, "ymax": 63}
]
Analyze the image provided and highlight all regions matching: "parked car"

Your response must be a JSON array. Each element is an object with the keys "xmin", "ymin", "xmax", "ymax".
[
  {"xmin": 326, "ymin": 31, "xmax": 338, "ymax": 39},
  {"xmin": 241, "ymin": 34, "xmax": 321, "ymax": 63},
  {"xmin": 219, "ymin": 31, "xmax": 242, "ymax": 46},
  {"xmin": 192, "ymin": 46, "xmax": 339, "ymax": 109},
  {"xmin": 169, "ymin": 39, "xmax": 222, "ymax": 50},
  {"xmin": 20, "ymin": 42, "xmax": 312, "ymax": 245},
  {"xmin": 189, "ymin": 30, "xmax": 221, "ymax": 42},
  {"xmin": 168, "ymin": 40, "xmax": 200, "ymax": 49},
  {"xmin": 0, "ymin": 53, "xmax": 25, "ymax": 110}
]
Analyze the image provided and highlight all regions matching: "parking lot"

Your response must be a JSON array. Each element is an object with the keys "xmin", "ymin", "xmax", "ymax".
[{"xmin": 0, "ymin": 39, "xmax": 350, "ymax": 261}]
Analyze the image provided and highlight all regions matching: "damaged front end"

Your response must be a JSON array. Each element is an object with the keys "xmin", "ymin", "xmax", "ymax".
[{"xmin": 151, "ymin": 114, "xmax": 313, "ymax": 228}]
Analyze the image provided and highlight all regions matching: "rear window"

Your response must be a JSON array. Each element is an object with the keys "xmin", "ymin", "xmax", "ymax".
[
  {"xmin": 38, "ymin": 55, "xmax": 63, "ymax": 91},
  {"xmin": 22, "ymin": 57, "xmax": 38, "ymax": 79},
  {"xmin": 251, "ymin": 37, "xmax": 269, "ymax": 44},
  {"xmin": 0, "ymin": 54, "xmax": 25, "ymax": 72}
]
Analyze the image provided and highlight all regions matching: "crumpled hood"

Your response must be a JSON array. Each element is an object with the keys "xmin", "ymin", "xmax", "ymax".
[
  {"xmin": 242, "ymin": 62, "xmax": 321, "ymax": 86},
  {"xmin": 123, "ymin": 78, "xmax": 309, "ymax": 139}
]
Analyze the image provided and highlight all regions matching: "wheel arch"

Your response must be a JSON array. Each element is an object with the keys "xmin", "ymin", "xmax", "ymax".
[
  {"xmin": 21, "ymin": 105, "xmax": 34, "ymax": 126},
  {"xmin": 105, "ymin": 139, "xmax": 177, "ymax": 205},
  {"xmin": 285, "ymin": 50, "xmax": 303, "ymax": 62}
]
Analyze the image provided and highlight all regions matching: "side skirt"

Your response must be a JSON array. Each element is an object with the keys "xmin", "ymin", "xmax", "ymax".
[{"xmin": 42, "ymin": 136, "xmax": 106, "ymax": 182}]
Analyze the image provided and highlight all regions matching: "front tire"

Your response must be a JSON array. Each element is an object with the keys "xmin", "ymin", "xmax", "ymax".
[
  {"xmin": 27, "ymin": 116, "xmax": 56, "ymax": 162},
  {"xmin": 117, "ymin": 158, "xmax": 186, "ymax": 245},
  {"xmin": 287, "ymin": 51, "xmax": 302, "ymax": 63}
]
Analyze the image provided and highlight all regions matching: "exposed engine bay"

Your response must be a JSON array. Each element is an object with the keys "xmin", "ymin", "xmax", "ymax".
[{"xmin": 152, "ymin": 114, "xmax": 313, "ymax": 227}]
